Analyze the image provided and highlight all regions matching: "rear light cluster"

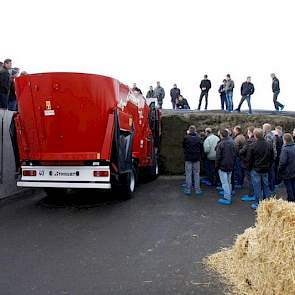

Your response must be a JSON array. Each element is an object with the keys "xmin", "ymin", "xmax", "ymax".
[
  {"xmin": 93, "ymin": 171, "xmax": 109, "ymax": 177},
  {"xmin": 23, "ymin": 170, "xmax": 37, "ymax": 177}
]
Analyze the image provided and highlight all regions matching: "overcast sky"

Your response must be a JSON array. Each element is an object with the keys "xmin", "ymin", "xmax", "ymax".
[{"xmin": 2, "ymin": 0, "xmax": 295, "ymax": 110}]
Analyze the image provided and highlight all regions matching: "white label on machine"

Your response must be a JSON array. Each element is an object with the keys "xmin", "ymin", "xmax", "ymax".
[{"xmin": 44, "ymin": 110, "xmax": 55, "ymax": 116}]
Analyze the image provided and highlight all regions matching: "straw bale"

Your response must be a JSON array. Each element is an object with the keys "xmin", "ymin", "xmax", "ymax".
[{"xmin": 205, "ymin": 199, "xmax": 295, "ymax": 295}]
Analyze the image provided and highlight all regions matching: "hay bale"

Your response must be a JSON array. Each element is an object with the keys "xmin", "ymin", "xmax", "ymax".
[
  {"xmin": 160, "ymin": 111, "xmax": 295, "ymax": 174},
  {"xmin": 205, "ymin": 199, "xmax": 295, "ymax": 295}
]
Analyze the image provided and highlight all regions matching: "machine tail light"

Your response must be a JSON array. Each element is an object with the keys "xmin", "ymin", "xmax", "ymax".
[
  {"xmin": 93, "ymin": 171, "xmax": 109, "ymax": 177},
  {"xmin": 23, "ymin": 170, "xmax": 37, "ymax": 177}
]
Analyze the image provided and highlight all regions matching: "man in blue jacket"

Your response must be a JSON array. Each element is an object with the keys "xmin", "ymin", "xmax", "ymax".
[
  {"xmin": 278, "ymin": 133, "xmax": 295, "ymax": 202},
  {"xmin": 235, "ymin": 76, "xmax": 255, "ymax": 114}
]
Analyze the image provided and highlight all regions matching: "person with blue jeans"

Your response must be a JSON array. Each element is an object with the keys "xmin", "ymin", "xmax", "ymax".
[
  {"xmin": 247, "ymin": 128, "xmax": 274, "ymax": 209},
  {"xmin": 225, "ymin": 74, "xmax": 234, "ymax": 112},
  {"xmin": 182, "ymin": 125, "xmax": 203, "ymax": 195},
  {"xmin": 239, "ymin": 126, "xmax": 256, "ymax": 201},
  {"xmin": 215, "ymin": 129, "xmax": 236, "ymax": 205},
  {"xmin": 278, "ymin": 133, "xmax": 295, "ymax": 202}
]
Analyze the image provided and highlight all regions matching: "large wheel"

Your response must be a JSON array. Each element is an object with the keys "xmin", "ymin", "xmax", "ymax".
[
  {"xmin": 119, "ymin": 166, "xmax": 137, "ymax": 200},
  {"xmin": 147, "ymin": 149, "xmax": 159, "ymax": 180}
]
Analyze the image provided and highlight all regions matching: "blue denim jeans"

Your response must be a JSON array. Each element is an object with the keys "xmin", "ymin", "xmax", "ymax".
[
  {"xmin": 251, "ymin": 170, "xmax": 270, "ymax": 203},
  {"xmin": 226, "ymin": 92, "xmax": 233, "ymax": 111},
  {"xmin": 284, "ymin": 178, "xmax": 295, "ymax": 202},
  {"xmin": 244, "ymin": 170, "xmax": 254, "ymax": 196},
  {"xmin": 218, "ymin": 170, "xmax": 232, "ymax": 200},
  {"xmin": 185, "ymin": 161, "xmax": 200, "ymax": 192},
  {"xmin": 234, "ymin": 156, "xmax": 244, "ymax": 186}
]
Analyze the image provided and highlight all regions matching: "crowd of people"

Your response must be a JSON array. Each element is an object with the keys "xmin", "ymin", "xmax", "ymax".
[
  {"xmin": 133, "ymin": 73, "xmax": 285, "ymax": 113},
  {"xmin": 0, "ymin": 58, "xmax": 27, "ymax": 111},
  {"xmin": 182, "ymin": 123, "xmax": 295, "ymax": 209}
]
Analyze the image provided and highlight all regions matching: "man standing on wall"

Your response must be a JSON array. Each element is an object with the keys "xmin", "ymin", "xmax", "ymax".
[
  {"xmin": 198, "ymin": 74, "xmax": 211, "ymax": 110},
  {"xmin": 154, "ymin": 81, "xmax": 165, "ymax": 109},
  {"xmin": 271, "ymin": 73, "xmax": 284, "ymax": 112},
  {"xmin": 225, "ymin": 74, "xmax": 235, "ymax": 112},
  {"xmin": 170, "ymin": 84, "xmax": 181, "ymax": 110},
  {"xmin": 235, "ymin": 76, "xmax": 255, "ymax": 114}
]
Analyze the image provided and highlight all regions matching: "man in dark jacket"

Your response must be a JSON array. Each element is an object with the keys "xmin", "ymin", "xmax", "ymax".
[
  {"xmin": 132, "ymin": 83, "xmax": 142, "ymax": 94},
  {"xmin": 170, "ymin": 84, "xmax": 180, "ymax": 110},
  {"xmin": 216, "ymin": 129, "xmax": 236, "ymax": 205},
  {"xmin": 0, "ymin": 59, "xmax": 12, "ymax": 109},
  {"xmin": 198, "ymin": 74, "xmax": 211, "ymax": 110},
  {"xmin": 183, "ymin": 125, "xmax": 203, "ymax": 195},
  {"xmin": 176, "ymin": 95, "xmax": 190, "ymax": 110},
  {"xmin": 271, "ymin": 73, "xmax": 284, "ymax": 111},
  {"xmin": 274, "ymin": 126, "xmax": 284, "ymax": 185},
  {"xmin": 225, "ymin": 74, "xmax": 235, "ymax": 112},
  {"xmin": 146, "ymin": 86, "xmax": 155, "ymax": 98},
  {"xmin": 247, "ymin": 128, "xmax": 274, "ymax": 209},
  {"xmin": 8, "ymin": 67, "xmax": 19, "ymax": 111},
  {"xmin": 239, "ymin": 126, "xmax": 256, "ymax": 201},
  {"xmin": 278, "ymin": 133, "xmax": 295, "ymax": 202},
  {"xmin": 154, "ymin": 81, "xmax": 165, "ymax": 109},
  {"xmin": 218, "ymin": 79, "xmax": 227, "ymax": 111},
  {"xmin": 235, "ymin": 76, "xmax": 255, "ymax": 114}
]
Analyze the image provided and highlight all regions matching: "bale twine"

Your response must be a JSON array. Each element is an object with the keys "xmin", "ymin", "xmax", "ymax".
[{"xmin": 205, "ymin": 199, "xmax": 295, "ymax": 295}]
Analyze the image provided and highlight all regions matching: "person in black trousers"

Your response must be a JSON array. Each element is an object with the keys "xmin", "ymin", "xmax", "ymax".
[
  {"xmin": 235, "ymin": 76, "xmax": 255, "ymax": 114},
  {"xmin": 198, "ymin": 75, "xmax": 211, "ymax": 110},
  {"xmin": 271, "ymin": 73, "xmax": 284, "ymax": 111}
]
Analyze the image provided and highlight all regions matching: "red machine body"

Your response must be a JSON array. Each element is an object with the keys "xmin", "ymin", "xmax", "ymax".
[{"xmin": 13, "ymin": 72, "xmax": 161, "ymax": 195}]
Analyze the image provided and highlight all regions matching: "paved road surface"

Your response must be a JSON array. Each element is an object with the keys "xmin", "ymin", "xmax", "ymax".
[{"xmin": 0, "ymin": 178, "xmax": 274, "ymax": 295}]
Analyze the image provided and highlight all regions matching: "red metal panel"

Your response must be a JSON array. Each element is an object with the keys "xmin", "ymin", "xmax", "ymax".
[
  {"xmin": 101, "ymin": 113, "xmax": 115, "ymax": 161},
  {"xmin": 15, "ymin": 73, "xmax": 120, "ymax": 161}
]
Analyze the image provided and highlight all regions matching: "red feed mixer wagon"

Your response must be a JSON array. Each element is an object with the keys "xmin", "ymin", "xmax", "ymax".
[{"xmin": 12, "ymin": 72, "xmax": 161, "ymax": 198}]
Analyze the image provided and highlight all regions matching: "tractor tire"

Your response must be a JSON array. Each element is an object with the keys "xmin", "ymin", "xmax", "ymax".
[{"xmin": 120, "ymin": 166, "xmax": 137, "ymax": 200}]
